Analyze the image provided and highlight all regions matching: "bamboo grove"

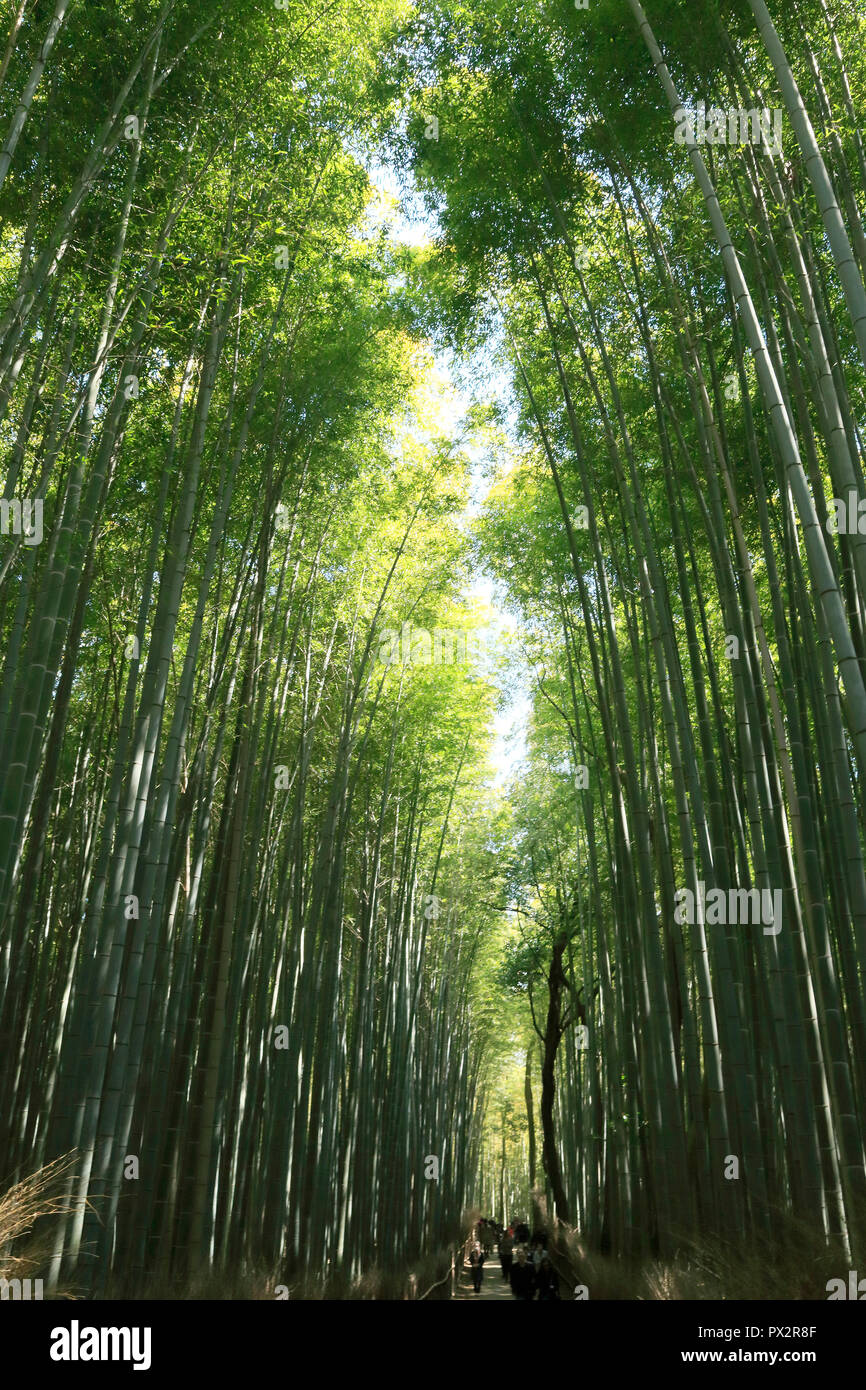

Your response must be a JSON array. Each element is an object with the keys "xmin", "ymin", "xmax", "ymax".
[
  {"xmin": 392, "ymin": 0, "xmax": 866, "ymax": 1265},
  {"xmin": 0, "ymin": 0, "xmax": 506, "ymax": 1293},
  {"xmin": 2, "ymin": 0, "xmax": 866, "ymax": 1298}
]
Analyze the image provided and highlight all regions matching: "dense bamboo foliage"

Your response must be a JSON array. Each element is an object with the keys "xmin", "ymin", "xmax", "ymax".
[
  {"xmin": 391, "ymin": 0, "xmax": 866, "ymax": 1264},
  {"xmin": 0, "ymin": 0, "xmax": 505, "ymax": 1293},
  {"xmin": 2, "ymin": 0, "xmax": 866, "ymax": 1299}
]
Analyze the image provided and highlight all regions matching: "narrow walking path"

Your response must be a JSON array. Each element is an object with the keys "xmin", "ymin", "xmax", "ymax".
[{"xmin": 454, "ymin": 1252, "xmax": 514, "ymax": 1300}]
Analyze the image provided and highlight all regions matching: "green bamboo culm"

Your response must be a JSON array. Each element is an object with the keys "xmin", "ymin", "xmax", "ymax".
[{"xmin": 2, "ymin": 0, "xmax": 866, "ymax": 1298}]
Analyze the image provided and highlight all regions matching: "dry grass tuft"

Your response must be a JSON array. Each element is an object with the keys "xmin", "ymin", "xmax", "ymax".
[
  {"xmin": 0, "ymin": 1151, "xmax": 88, "ymax": 1297},
  {"xmin": 554, "ymin": 1207, "xmax": 853, "ymax": 1300}
]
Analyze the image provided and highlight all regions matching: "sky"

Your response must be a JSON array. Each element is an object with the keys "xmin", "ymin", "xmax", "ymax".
[
  {"xmin": 358, "ymin": 157, "xmax": 528, "ymax": 789},
  {"xmin": 364, "ymin": 157, "xmax": 531, "ymax": 788}
]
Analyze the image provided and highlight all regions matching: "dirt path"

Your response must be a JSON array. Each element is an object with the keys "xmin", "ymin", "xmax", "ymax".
[{"xmin": 453, "ymin": 1253, "xmax": 515, "ymax": 1300}]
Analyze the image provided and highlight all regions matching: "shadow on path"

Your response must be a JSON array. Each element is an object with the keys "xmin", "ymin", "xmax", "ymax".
[{"xmin": 453, "ymin": 1255, "xmax": 515, "ymax": 1300}]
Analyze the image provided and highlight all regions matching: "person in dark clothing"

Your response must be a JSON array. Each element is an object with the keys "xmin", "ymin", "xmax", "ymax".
[
  {"xmin": 509, "ymin": 1248, "xmax": 535, "ymax": 1300},
  {"xmin": 515, "ymin": 1220, "xmax": 530, "ymax": 1245},
  {"xmin": 536, "ymin": 1255, "xmax": 560, "ymax": 1300},
  {"xmin": 499, "ymin": 1231, "xmax": 514, "ymax": 1282},
  {"xmin": 469, "ymin": 1244, "xmax": 485, "ymax": 1293}
]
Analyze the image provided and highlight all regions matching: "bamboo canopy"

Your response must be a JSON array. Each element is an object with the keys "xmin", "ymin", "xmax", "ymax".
[{"xmin": 1, "ymin": 0, "xmax": 865, "ymax": 1293}]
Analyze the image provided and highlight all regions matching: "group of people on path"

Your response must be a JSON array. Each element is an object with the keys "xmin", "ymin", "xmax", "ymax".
[{"xmin": 468, "ymin": 1216, "xmax": 561, "ymax": 1300}]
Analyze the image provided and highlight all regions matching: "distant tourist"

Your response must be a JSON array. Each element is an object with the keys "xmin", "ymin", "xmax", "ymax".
[{"xmin": 499, "ymin": 1230, "xmax": 514, "ymax": 1282}]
